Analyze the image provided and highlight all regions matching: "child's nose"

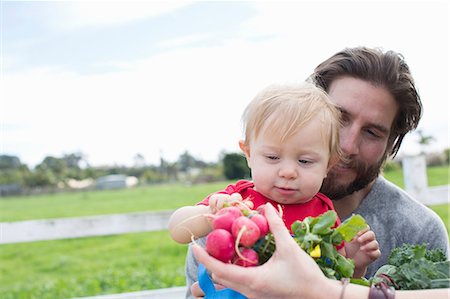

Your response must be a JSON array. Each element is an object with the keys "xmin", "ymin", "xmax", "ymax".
[{"xmin": 278, "ymin": 162, "xmax": 298, "ymax": 179}]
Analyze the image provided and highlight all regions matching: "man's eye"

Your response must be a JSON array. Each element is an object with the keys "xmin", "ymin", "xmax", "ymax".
[
  {"xmin": 340, "ymin": 112, "xmax": 350, "ymax": 125},
  {"xmin": 366, "ymin": 129, "xmax": 381, "ymax": 138}
]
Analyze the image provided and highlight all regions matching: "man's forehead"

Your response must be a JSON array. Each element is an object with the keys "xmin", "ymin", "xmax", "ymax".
[{"xmin": 328, "ymin": 77, "xmax": 398, "ymax": 130}]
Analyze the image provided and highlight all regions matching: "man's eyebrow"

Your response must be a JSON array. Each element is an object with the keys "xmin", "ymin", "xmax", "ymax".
[{"xmin": 338, "ymin": 107, "xmax": 390, "ymax": 134}]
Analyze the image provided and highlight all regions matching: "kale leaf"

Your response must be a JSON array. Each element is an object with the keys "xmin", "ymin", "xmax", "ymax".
[{"xmin": 373, "ymin": 243, "xmax": 450, "ymax": 290}]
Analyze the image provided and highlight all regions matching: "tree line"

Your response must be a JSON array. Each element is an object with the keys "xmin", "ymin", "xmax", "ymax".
[
  {"xmin": 0, "ymin": 151, "xmax": 251, "ymax": 196},
  {"xmin": 1, "ymin": 145, "xmax": 448, "ymax": 197}
]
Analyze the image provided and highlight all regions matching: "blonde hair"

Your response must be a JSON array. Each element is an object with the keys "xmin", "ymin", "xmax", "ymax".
[{"xmin": 242, "ymin": 83, "xmax": 343, "ymax": 166}]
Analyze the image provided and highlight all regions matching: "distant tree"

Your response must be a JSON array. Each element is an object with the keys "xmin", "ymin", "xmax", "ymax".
[
  {"xmin": 133, "ymin": 153, "xmax": 146, "ymax": 168},
  {"xmin": 193, "ymin": 165, "xmax": 224, "ymax": 183},
  {"xmin": 445, "ymin": 148, "xmax": 450, "ymax": 165},
  {"xmin": 178, "ymin": 151, "xmax": 196, "ymax": 172},
  {"xmin": 140, "ymin": 167, "xmax": 166, "ymax": 183},
  {"xmin": 36, "ymin": 156, "xmax": 67, "ymax": 177},
  {"xmin": 24, "ymin": 167, "xmax": 57, "ymax": 187},
  {"xmin": 166, "ymin": 162, "xmax": 179, "ymax": 181},
  {"xmin": 0, "ymin": 156, "xmax": 30, "ymax": 187},
  {"xmin": 416, "ymin": 129, "xmax": 435, "ymax": 154},
  {"xmin": 159, "ymin": 151, "xmax": 168, "ymax": 176},
  {"xmin": 0, "ymin": 169, "xmax": 23, "ymax": 184},
  {"xmin": 223, "ymin": 153, "xmax": 250, "ymax": 180},
  {"xmin": 62, "ymin": 153, "xmax": 83, "ymax": 169},
  {"xmin": 0, "ymin": 155, "xmax": 22, "ymax": 170}
]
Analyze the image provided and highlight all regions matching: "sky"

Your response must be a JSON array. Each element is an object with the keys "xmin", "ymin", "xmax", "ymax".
[{"xmin": 1, "ymin": 0, "xmax": 449, "ymax": 168}]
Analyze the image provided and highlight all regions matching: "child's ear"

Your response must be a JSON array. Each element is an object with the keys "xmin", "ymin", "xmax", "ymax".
[
  {"xmin": 239, "ymin": 140, "xmax": 250, "ymax": 158},
  {"xmin": 239, "ymin": 140, "xmax": 251, "ymax": 168}
]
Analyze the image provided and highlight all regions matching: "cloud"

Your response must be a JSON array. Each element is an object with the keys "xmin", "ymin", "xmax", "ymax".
[
  {"xmin": 2, "ymin": 33, "xmax": 314, "ymax": 166},
  {"xmin": 2, "ymin": 1, "xmax": 448, "ymax": 167},
  {"xmin": 53, "ymin": 1, "xmax": 194, "ymax": 30}
]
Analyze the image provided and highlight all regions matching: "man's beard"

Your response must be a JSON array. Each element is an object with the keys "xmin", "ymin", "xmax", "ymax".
[{"xmin": 320, "ymin": 155, "xmax": 386, "ymax": 201}]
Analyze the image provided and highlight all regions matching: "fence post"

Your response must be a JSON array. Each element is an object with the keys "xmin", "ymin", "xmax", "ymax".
[{"xmin": 402, "ymin": 154, "xmax": 428, "ymax": 203}]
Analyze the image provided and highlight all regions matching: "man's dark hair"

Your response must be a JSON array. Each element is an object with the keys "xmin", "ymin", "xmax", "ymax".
[{"xmin": 308, "ymin": 47, "xmax": 422, "ymax": 158}]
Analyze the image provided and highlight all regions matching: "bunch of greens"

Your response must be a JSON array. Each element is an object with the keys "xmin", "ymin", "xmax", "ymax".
[
  {"xmin": 371, "ymin": 243, "xmax": 449, "ymax": 290},
  {"xmin": 253, "ymin": 210, "xmax": 367, "ymax": 280}
]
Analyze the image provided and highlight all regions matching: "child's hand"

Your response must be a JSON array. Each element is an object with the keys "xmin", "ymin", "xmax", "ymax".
[
  {"xmin": 345, "ymin": 227, "xmax": 381, "ymax": 275},
  {"xmin": 208, "ymin": 193, "xmax": 253, "ymax": 214}
]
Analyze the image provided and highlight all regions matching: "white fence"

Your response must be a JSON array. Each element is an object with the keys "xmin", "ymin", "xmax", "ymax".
[
  {"xmin": 402, "ymin": 155, "xmax": 449, "ymax": 205},
  {"xmin": 422, "ymin": 185, "xmax": 450, "ymax": 205},
  {"xmin": 0, "ymin": 210, "xmax": 172, "ymax": 244}
]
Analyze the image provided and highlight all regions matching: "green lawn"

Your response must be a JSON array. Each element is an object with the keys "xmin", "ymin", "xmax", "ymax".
[
  {"xmin": 382, "ymin": 165, "xmax": 449, "ymax": 188},
  {"xmin": 0, "ymin": 231, "xmax": 187, "ymax": 299},
  {"xmin": 0, "ymin": 166, "xmax": 448, "ymax": 299},
  {"xmin": 0, "ymin": 181, "xmax": 232, "ymax": 222},
  {"xmin": 431, "ymin": 203, "xmax": 449, "ymax": 230}
]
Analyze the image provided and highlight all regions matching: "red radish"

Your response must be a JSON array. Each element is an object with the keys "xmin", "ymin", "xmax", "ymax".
[
  {"xmin": 218, "ymin": 206, "xmax": 243, "ymax": 218},
  {"xmin": 233, "ymin": 247, "xmax": 259, "ymax": 267},
  {"xmin": 250, "ymin": 213, "xmax": 269, "ymax": 237},
  {"xmin": 205, "ymin": 229, "xmax": 236, "ymax": 263},
  {"xmin": 231, "ymin": 216, "xmax": 261, "ymax": 247},
  {"xmin": 210, "ymin": 207, "xmax": 243, "ymax": 232}
]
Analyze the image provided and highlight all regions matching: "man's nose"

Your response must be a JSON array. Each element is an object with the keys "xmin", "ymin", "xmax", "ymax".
[{"xmin": 340, "ymin": 126, "xmax": 360, "ymax": 156}]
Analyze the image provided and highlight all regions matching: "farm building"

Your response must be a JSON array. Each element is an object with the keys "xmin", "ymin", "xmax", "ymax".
[{"xmin": 95, "ymin": 174, "xmax": 138, "ymax": 190}]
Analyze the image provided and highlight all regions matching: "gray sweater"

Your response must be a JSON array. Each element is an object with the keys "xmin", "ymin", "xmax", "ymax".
[
  {"xmin": 346, "ymin": 176, "xmax": 449, "ymax": 277},
  {"xmin": 184, "ymin": 176, "xmax": 449, "ymax": 298}
]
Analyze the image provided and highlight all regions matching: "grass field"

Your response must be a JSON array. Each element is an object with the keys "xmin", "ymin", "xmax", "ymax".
[
  {"xmin": 382, "ymin": 165, "xmax": 449, "ymax": 188},
  {"xmin": 0, "ymin": 181, "xmax": 231, "ymax": 222},
  {"xmin": 0, "ymin": 166, "xmax": 448, "ymax": 299},
  {"xmin": 0, "ymin": 231, "xmax": 187, "ymax": 299}
]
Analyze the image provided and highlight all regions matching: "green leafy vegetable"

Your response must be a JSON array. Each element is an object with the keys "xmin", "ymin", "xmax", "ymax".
[
  {"xmin": 335, "ymin": 214, "xmax": 367, "ymax": 242},
  {"xmin": 373, "ymin": 243, "xmax": 450, "ymax": 290},
  {"xmin": 253, "ymin": 211, "xmax": 368, "ymax": 280}
]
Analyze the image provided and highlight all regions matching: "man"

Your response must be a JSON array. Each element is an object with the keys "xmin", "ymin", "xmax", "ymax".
[
  {"xmin": 307, "ymin": 47, "xmax": 448, "ymax": 277},
  {"xmin": 185, "ymin": 47, "xmax": 449, "ymax": 298}
]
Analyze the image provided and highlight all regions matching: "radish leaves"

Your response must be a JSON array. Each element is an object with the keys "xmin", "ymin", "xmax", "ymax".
[{"xmin": 254, "ymin": 211, "xmax": 368, "ymax": 280}]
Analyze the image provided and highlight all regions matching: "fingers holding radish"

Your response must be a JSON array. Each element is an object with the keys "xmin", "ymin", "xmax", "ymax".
[
  {"xmin": 209, "ymin": 194, "xmax": 233, "ymax": 213},
  {"xmin": 209, "ymin": 193, "xmax": 254, "ymax": 215}
]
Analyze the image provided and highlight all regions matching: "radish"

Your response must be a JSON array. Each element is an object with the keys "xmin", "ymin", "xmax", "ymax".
[
  {"xmin": 250, "ymin": 213, "xmax": 269, "ymax": 238},
  {"xmin": 233, "ymin": 247, "xmax": 259, "ymax": 267},
  {"xmin": 232, "ymin": 216, "xmax": 261, "ymax": 247},
  {"xmin": 205, "ymin": 228, "xmax": 236, "ymax": 263},
  {"xmin": 210, "ymin": 206, "xmax": 243, "ymax": 232},
  {"xmin": 219, "ymin": 206, "xmax": 243, "ymax": 218}
]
